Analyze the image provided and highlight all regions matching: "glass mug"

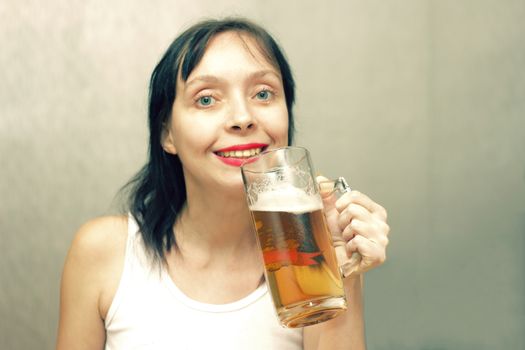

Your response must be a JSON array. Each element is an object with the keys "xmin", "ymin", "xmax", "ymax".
[{"xmin": 241, "ymin": 146, "xmax": 353, "ymax": 328}]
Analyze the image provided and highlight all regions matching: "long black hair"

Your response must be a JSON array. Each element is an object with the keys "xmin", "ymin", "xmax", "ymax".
[{"xmin": 125, "ymin": 18, "xmax": 296, "ymax": 262}]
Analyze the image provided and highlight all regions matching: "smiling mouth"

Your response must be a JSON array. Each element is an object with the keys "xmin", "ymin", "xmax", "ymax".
[{"xmin": 216, "ymin": 148, "xmax": 264, "ymax": 158}]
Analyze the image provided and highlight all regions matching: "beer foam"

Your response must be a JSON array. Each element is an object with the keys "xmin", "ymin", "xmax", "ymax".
[{"xmin": 250, "ymin": 184, "xmax": 322, "ymax": 213}]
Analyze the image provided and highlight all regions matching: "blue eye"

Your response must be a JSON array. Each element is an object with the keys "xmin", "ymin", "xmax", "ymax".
[
  {"xmin": 256, "ymin": 90, "xmax": 272, "ymax": 100},
  {"xmin": 198, "ymin": 96, "xmax": 215, "ymax": 106}
]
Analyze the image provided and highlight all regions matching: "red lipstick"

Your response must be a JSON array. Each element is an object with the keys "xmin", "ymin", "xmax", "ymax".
[
  {"xmin": 215, "ymin": 143, "xmax": 268, "ymax": 152},
  {"xmin": 214, "ymin": 143, "xmax": 268, "ymax": 167},
  {"xmin": 216, "ymin": 157, "xmax": 258, "ymax": 167}
]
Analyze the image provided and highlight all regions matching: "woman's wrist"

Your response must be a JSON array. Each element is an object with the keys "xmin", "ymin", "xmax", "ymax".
[{"xmin": 343, "ymin": 274, "xmax": 364, "ymax": 295}]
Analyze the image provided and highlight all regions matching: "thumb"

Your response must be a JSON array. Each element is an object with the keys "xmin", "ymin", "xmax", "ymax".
[{"xmin": 316, "ymin": 175, "xmax": 337, "ymax": 210}]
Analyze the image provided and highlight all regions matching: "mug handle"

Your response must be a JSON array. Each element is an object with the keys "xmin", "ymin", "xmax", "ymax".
[{"xmin": 319, "ymin": 177, "xmax": 362, "ymax": 278}]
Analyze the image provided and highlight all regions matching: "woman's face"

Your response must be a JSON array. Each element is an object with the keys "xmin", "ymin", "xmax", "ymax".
[{"xmin": 163, "ymin": 31, "xmax": 289, "ymax": 195}]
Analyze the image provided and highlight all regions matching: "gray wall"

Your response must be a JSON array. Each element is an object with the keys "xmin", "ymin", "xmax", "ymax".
[{"xmin": 1, "ymin": 1, "xmax": 524, "ymax": 349}]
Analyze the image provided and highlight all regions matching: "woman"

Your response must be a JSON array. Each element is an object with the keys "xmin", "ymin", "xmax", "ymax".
[{"xmin": 57, "ymin": 18, "xmax": 389, "ymax": 349}]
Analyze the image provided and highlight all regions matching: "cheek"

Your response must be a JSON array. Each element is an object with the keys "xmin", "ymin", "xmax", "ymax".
[
  {"xmin": 263, "ymin": 106, "xmax": 289, "ymax": 144},
  {"xmin": 172, "ymin": 119, "xmax": 217, "ymax": 153},
  {"xmin": 273, "ymin": 118, "xmax": 289, "ymax": 144}
]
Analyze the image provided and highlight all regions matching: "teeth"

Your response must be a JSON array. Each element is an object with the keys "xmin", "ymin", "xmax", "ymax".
[{"xmin": 218, "ymin": 148, "xmax": 263, "ymax": 158}]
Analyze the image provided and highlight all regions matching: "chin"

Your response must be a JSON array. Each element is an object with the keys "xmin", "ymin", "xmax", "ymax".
[{"xmin": 211, "ymin": 171, "xmax": 246, "ymax": 194}]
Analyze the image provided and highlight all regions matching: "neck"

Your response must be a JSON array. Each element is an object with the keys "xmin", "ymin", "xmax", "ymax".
[{"xmin": 173, "ymin": 180, "xmax": 257, "ymax": 264}]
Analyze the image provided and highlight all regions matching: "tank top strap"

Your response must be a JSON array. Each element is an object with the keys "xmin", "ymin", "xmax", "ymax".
[{"xmin": 104, "ymin": 213, "xmax": 148, "ymax": 325}]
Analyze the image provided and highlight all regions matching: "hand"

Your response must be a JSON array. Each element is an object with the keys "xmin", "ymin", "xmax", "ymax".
[{"xmin": 318, "ymin": 176, "xmax": 390, "ymax": 278}]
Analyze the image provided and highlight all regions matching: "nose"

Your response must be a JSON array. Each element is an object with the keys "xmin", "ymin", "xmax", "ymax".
[
  {"xmin": 227, "ymin": 114, "xmax": 256, "ymax": 132},
  {"xmin": 226, "ymin": 99, "xmax": 256, "ymax": 133}
]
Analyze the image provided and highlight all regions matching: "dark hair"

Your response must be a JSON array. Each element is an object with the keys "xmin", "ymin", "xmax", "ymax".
[{"xmin": 125, "ymin": 18, "xmax": 296, "ymax": 262}]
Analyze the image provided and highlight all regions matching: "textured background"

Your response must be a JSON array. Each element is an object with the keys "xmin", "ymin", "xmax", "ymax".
[{"xmin": 1, "ymin": 0, "xmax": 524, "ymax": 349}]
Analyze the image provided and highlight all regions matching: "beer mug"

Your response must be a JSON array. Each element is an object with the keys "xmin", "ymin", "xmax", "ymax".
[{"xmin": 241, "ymin": 146, "xmax": 352, "ymax": 328}]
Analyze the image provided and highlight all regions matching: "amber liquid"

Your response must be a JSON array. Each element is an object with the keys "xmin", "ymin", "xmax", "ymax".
[{"xmin": 251, "ymin": 209, "xmax": 347, "ymax": 327}]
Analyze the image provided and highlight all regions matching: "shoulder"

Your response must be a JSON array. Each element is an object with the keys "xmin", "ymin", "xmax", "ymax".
[
  {"xmin": 70, "ymin": 215, "xmax": 128, "ymax": 257},
  {"xmin": 64, "ymin": 215, "xmax": 129, "ymax": 316},
  {"xmin": 57, "ymin": 215, "xmax": 129, "ymax": 348},
  {"xmin": 66, "ymin": 216, "xmax": 128, "ymax": 275}
]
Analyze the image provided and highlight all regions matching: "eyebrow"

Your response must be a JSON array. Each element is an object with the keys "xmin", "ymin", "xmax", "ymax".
[
  {"xmin": 250, "ymin": 69, "xmax": 282, "ymax": 80},
  {"xmin": 185, "ymin": 75, "xmax": 221, "ymax": 88},
  {"xmin": 185, "ymin": 70, "xmax": 282, "ymax": 89}
]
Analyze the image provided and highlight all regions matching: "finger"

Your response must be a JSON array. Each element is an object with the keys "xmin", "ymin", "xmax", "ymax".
[
  {"xmin": 381, "ymin": 221, "xmax": 391, "ymax": 237},
  {"xmin": 316, "ymin": 175, "xmax": 338, "ymax": 210},
  {"xmin": 339, "ymin": 252, "xmax": 362, "ymax": 278},
  {"xmin": 337, "ymin": 203, "xmax": 374, "ymax": 232},
  {"xmin": 347, "ymin": 236, "xmax": 386, "ymax": 264},
  {"xmin": 316, "ymin": 175, "xmax": 333, "ymax": 196},
  {"xmin": 342, "ymin": 219, "xmax": 390, "ymax": 246},
  {"xmin": 342, "ymin": 219, "xmax": 376, "ymax": 242},
  {"xmin": 346, "ymin": 235, "xmax": 387, "ymax": 271},
  {"xmin": 336, "ymin": 190, "xmax": 387, "ymax": 220},
  {"xmin": 333, "ymin": 191, "xmax": 352, "ymax": 214},
  {"xmin": 341, "ymin": 222, "xmax": 358, "ymax": 241}
]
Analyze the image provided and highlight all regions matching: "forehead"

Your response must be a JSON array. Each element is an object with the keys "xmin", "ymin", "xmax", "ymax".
[{"xmin": 185, "ymin": 31, "xmax": 279, "ymax": 79}]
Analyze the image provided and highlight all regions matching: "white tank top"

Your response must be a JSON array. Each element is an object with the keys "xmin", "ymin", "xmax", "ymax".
[{"xmin": 104, "ymin": 215, "xmax": 303, "ymax": 350}]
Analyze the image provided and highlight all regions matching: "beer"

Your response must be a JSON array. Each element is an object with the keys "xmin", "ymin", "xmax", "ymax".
[
  {"xmin": 250, "ymin": 186, "xmax": 347, "ymax": 327},
  {"xmin": 242, "ymin": 147, "xmax": 348, "ymax": 327}
]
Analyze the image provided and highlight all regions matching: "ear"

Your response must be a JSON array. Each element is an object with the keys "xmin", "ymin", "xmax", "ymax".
[{"xmin": 161, "ymin": 124, "xmax": 177, "ymax": 155}]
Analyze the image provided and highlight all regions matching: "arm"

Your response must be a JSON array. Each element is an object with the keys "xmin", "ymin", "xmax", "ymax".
[
  {"xmin": 56, "ymin": 216, "xmax": 127, "ymax": 350},
  {"xmin": 304, "ymin": 179, "xmax": 390, "ymax": 350}
]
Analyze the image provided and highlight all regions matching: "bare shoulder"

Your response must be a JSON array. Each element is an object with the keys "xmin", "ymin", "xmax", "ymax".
[
  {"xmin": 65, "ymin": 216, "xmax": 128, "ymax": 283},
  {"xmin": 57, "ymin": 215, "xmax": 129, "ymax": 349},
  {"xmin": 68, "ymin": 215, "xmax": 129, "ymax": 314},
  {"xmin": 62, "ymin": 216, "xmax": 127, "ymax": 317},
  {"xmin": 70, "ymin": 215, "xmax": 128, "ymax": 261}
]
